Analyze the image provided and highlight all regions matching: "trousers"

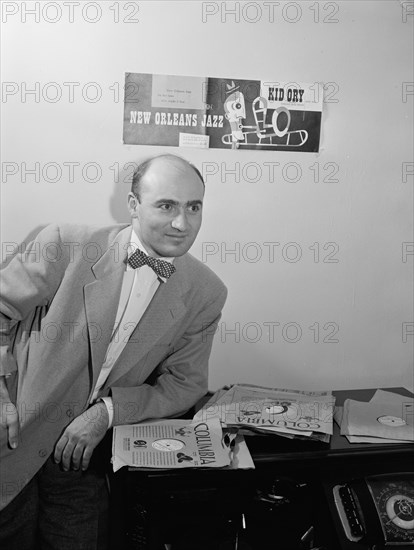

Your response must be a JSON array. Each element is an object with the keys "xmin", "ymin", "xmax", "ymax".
[{"xmin": 0, "ymin": 449, "xmax": 110, "ymax": 550}]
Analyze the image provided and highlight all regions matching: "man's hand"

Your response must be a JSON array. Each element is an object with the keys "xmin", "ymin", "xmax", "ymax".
[
  {"xmin": 54, "ymin": 401, "xmax": 109, "ymax": 471},
  {"xmin": 0, "ymin": 375, "xmax": 19, "ymax": 449}
]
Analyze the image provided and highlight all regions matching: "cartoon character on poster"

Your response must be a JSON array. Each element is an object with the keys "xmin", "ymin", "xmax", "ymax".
[
  {"xmin": 223, "ymin": 82, "xmax": 246, "ymax": 143},
  {"xmin": 222, "ymin": 81, "xmax": 308, "ymax": 149}
]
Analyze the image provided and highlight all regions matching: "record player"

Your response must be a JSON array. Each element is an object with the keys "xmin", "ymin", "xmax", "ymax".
[{"xmin": 329, "ymin": 473, "xmax": 414, "ymax": 549}]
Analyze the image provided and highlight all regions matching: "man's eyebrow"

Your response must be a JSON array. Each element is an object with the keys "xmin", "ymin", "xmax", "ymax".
[
  {"xmin": 154, "ymin": 199, "xmax": 178, "ymax": 206},
  {"xmin": 154, "ymin": 199, "xmax": 203, "ymax": 206}
]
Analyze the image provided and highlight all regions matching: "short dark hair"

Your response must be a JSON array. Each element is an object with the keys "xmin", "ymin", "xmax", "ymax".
[{"xmin": 131, "ymin": 154, "xmax": 205, "ymax": 201}]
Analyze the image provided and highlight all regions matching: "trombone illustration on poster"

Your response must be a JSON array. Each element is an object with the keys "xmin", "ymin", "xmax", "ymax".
[{"xmin": 123, "ymin": 72, "xmax": 323, "ymax": 152}]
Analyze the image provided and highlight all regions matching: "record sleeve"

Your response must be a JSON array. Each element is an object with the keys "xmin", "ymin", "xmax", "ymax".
[
  {"xmin": 112, "ymin": 417, "xmax": 232, "ymax": 472},
  {"xmin": 341, "ymin": 398, "xmax": 414, "ymax": 441}
]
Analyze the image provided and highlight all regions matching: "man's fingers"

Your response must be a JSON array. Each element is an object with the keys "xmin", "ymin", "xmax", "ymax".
[
  {"xmin": 1, "ymin": 401, "xmax": 20, "ymax": 449},
  {"xmin": 54, "ymin": 433, "xmax": 84, "ymax": 471},
  {"xmin": 6, "ymin": 403, "xmax": 19, "ymax": 449},
  {"xmin": 61, "ymin": 438, "xmax": 78, "ymax": 471},
  {"xmin": 53, "ymin": 403, "xmax": 108, "ymax": 471},
  {"xmin": 54, "ymin": 433, "xmax": 69, "ymax": 464},
  {"xmin": 7, "ymin": 405, "xmax": 20, "ymax": 449},
  {"xmin": 0, "ymin": 378, "xmax": 20, "ymax": 449},
  {"xmin": 81, "ymin": 446, "xmax": 93, "ymax": 471},
  {"xmin": 71, "ymin": 442, "xmax": 86, "ymax": 471}
]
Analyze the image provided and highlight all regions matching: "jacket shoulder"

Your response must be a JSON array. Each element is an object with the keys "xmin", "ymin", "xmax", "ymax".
[
  {"xmin": 56, "ymin": 223, "xmax": 129, "ymax": 244},
  {"xmin": 179, "ymin": 253, "xmax": 227, "ymax": 297}
]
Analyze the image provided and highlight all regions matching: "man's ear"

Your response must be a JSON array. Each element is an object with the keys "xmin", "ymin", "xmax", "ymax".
[{"xmin": 127, "ymin": 192, "xmax": 139, "ymax": 218}]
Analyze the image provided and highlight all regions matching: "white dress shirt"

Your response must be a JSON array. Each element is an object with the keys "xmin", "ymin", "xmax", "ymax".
[{"xmin": 91, "ymin": 228, "xmax": 174, "ymax": 426}]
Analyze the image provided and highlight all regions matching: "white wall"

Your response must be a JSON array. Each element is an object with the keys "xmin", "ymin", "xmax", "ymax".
[{"xmin": 1, "ymin": 1, "xmax": 413, "ymax": 391}]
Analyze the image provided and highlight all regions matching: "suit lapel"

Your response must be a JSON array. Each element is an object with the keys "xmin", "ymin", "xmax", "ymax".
[
  {"xmin": 83, "ymin": 226, "xmax": 130, "ymax": 383},
  {"xmin": 102, "ymin": 255, "xmax": 189, "ymax": 388}
]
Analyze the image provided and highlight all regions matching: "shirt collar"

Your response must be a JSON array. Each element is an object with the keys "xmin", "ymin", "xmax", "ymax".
[{"xmin": 127, "ymin": 228, "xmax": 175, "ymax": 281}]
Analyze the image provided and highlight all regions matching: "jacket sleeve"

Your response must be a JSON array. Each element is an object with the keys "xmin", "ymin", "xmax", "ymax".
[
  {"xmin": 110, "ymin": 285, "xmax": 227, "ymax": 425},
  {"xmin": 0, "ymin": 225, "xmax": 66, "ymax": 376}
]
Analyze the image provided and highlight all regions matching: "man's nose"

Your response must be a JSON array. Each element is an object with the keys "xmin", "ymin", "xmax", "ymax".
[{"xmin": 171, "ymin": 210, "xmax": 188, "ymax": 231}]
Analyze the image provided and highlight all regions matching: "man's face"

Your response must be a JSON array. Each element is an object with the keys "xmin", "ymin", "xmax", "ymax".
[{"xmin": 128, "ymin": 158, "xmax": 204, "ymax": 258}]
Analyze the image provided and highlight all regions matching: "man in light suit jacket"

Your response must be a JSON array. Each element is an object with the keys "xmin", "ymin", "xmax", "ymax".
[{"xmin": 0, "ymin": 154, "xmax": 227, "ymax": 549}]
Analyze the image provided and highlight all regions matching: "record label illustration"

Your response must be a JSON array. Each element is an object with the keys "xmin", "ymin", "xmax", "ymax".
[
  {"xmin": 377, "ymin": 415, "xmax": 407, "ymax": 427},
  {"xmin": 264, "ymin": 404, "xmax": 288, "ymax": 415},
  {"xmin": 152, "ymin": 439, "xmax": 184, "ymax": 452},
  {"xmin": 264, "ymin": 401, "xmax": 298, "ymax": 419}
]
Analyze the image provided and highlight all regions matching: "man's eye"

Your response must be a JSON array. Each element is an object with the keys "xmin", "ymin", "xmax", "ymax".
[
  {"xmin": 188, "ymin": 204, "xmax": 201, "ymax": 213},
  {"xmin": 160, "ymin": 204, "xmax": 172, "ymax": 211}
]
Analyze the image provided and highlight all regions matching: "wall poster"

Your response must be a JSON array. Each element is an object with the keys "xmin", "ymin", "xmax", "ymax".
[{"xmin": 123, "ymin": 72, "xmax": 323, "ymax": 152}]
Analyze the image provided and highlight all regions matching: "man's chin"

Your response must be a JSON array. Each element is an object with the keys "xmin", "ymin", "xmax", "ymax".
[{"xmin": 156, "ymin": 242, "xmax": 192, "ymax": 258}]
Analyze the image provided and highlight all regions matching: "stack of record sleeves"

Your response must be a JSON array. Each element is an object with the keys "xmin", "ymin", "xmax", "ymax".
[{"xmin": 334, "ymin": 389, "xmax": 414, "ymax": 443}]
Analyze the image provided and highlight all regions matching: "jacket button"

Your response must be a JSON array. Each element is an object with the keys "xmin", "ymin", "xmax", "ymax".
[{"xmin": 38, "ymin": 449, "xmax": 48, "ymax": 458}]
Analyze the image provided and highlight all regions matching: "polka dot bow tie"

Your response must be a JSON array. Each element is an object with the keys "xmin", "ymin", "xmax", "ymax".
[{"xmin": 127, "ymin": 248, "xmax": 176, "ymax": 280}]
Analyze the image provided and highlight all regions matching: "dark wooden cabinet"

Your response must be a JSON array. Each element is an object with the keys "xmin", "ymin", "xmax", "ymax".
[{"xmin": 109, "ymin": 388, "xmax": 414, "ymax": 550}]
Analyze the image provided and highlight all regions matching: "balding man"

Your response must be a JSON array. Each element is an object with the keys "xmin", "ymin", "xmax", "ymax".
[{"xmin": 0, "ymin": 154, "xmax": 227, "ymax": 549}]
